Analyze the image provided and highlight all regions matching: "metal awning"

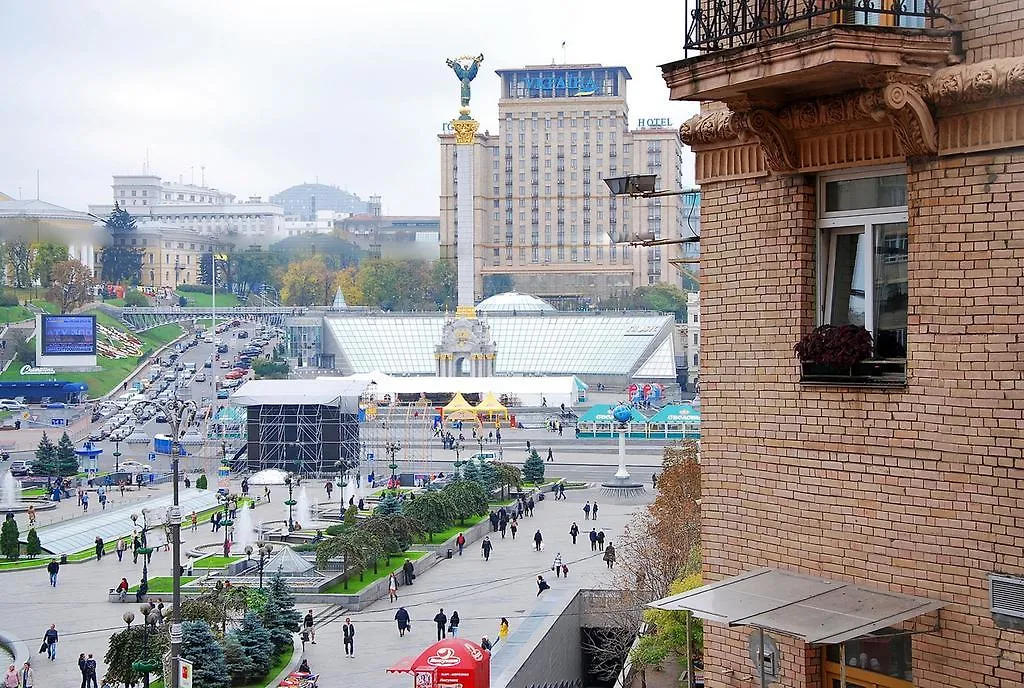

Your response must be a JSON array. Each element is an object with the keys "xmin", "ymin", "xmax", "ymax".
[{"xmin": 648, "ymin": 568, "xmax": 944, "ymax": 645}]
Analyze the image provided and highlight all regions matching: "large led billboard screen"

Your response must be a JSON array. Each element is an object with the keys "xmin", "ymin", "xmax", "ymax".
[{"xmin": 40, "ymin": 315, "xmax": 97, "ymax": 355}]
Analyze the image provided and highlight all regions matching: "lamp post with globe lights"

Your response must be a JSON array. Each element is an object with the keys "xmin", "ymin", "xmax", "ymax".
[
  {"xmin": 248, "ymin": 541, "xmax": 274, "ymax": 588},
  {"xmin": 161, "ymin": 397, "xmax": 197, "ymax": 688},
  {"xmin": 284, "ymin": 474, "xmax": 296, "ymax": 532},
  {"xmin": 599, "ymin": 403, "xmax": 646, "ymax": 499},
  {"xmin": 385, "ymin": 441, "xmax": 401, "ymax": 490}
]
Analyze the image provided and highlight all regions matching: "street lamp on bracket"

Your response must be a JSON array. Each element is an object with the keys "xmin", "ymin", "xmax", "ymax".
[{"xmin": 603, "ymin": 174, "xmax": 702, "ymax": 250}]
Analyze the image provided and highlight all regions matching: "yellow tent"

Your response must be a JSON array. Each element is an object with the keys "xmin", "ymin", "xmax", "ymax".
[
  {"xmin": 443, "ymin": 392, "xmax": 481, "ymax": 424},
  {"xmin": 474, "ymin": 391, "xmax": 510, "ymax": 425}
]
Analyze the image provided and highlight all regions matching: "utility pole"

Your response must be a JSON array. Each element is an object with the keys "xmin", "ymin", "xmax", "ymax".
[{"xmin": 164, "ymin": 398, "xmax": 197, "ymax": 688}]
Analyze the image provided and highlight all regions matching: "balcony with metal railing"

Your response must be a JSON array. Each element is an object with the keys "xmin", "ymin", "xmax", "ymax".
[{"xmin": 663, "ymin": 0, "xmax": 958, "ymax": 102}]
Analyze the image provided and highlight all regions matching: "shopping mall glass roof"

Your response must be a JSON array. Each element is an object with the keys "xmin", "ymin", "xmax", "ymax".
[{"xmin": 321, "ymin": 312, "xmax": 676, "ymax": 378}]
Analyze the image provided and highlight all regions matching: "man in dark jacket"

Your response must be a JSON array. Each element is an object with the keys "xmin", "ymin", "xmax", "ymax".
[
  {"xmin": 46, "ymin": 560, "xmax": 59, "ymax": 587},
  {"xmin": 342, "ymin": 618, "xmax": 355, "ymax": 657},
  {"xmin": 481, "ymin": 537, "xmax": 493, "ymax": 561},
  {"xmin": 395, "ymin": 607, "xmax": 411, "ymax": 637},
  {"xmin": 403, "ymin": 559, "xmax": 415, "ymax": 585},
  {"xmin": 434, "ymin": 609, "xmax": 448, "ymax": 641}
]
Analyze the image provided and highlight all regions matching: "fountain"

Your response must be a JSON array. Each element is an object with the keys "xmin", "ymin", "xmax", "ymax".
[
  {"xmin": 296, "ymin": 485, "xmax": 313, "ymax": 528},
  {"xmin": 232, "ymin": 504, "xmax": 256, "ymax": 554},
  {"xmin": 1, "ymin": 473, "xmax": 20, "ymax": 510}
]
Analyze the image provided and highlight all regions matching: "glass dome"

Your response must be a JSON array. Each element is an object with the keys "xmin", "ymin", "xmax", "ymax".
[{"xmin": 476, "ymin": 291, "xmax": 556, "ymax": 313}]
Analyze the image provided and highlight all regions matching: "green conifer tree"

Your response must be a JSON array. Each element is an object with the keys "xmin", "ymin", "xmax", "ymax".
[
  {"xmin": 179, "ymin": 620, "xmax": 229, "ymax": 688},
  {"xmin": 54, "ymin": 432, "xmax": 80, "ymax": 477},
  {"xmin": 195, "ymin": 474, "xmax": 208, "ymax": 490},
  {"xmin": 373, "ymin": 493, "xmax": 404, "ymax": 516},
  {"xmin": 32, "ymin": 432, "xmax": 56, "ymax": 478},
  {"xmin": 261, "ymin": 573, "xmax": 301, "ymax": 652},
  {"xmin": 25, "ymin": 528, "xmax": 41, "ymax": 558},
  {"xmin": 0, "ymin": 519, "xmax": 20, "ymax": 560},
  {"xmin": 522, "ymin": 449, "xmax": 545, "ymax": 484},
  {"xmin": 231, "ymin": 612, "xmax": 274, "ymax": 679}
]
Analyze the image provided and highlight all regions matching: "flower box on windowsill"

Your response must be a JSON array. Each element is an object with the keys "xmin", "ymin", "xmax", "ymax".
[{"xmin": 799, "ymin": 359, "xmax": 906, "ymax": 388}]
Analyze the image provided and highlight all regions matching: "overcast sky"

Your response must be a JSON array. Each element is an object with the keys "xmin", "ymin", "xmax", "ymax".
[{"xmin": 0, "ymin": 1, "xmax": 697, "ymax": 216}]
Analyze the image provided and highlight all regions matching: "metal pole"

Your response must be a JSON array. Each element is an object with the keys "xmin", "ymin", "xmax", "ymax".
[
  {"xmin": 685, "ymin": 611, "xmax": 693, "ymax": 688},
  {"xmin": 165, "ymin": 399, "xmax": 194, "ymax": 688},
  {"xmin": 759, "ymin": 628, "xmax": 767, "ymax": 688},
  {"xmin": 840, "ymin": 643, "xmax": 846, "ymax": 688}
]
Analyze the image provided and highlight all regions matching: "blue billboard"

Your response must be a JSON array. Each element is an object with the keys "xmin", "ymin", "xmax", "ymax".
[{"xmin": 40, "ymin": 315, "xmax": 97, "ymax": 355}]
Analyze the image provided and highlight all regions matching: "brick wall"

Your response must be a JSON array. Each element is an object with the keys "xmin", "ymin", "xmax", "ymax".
[
  {"xmin": 944, "ymin": 0, "xmax": 1024, "ymax": 63},
  {"xmin": 698, "ymin": 152, "xmax": 1024, "ymax": 687}
]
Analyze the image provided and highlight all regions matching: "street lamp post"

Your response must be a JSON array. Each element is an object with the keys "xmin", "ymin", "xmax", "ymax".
[
  {"xmin": 453, "ymin": 444, "xmax": 464, "ymax": 478},
  {"xmin": 131, "ymin": 604, "xmax": 162, "ymax": 688},
  {"xmin": 162, "ymin": 398, "xmax": 197, "ymax": 688},
  {"xmin": 218, "ymin": 493, "xmax": 234, "ymax": 556},
  {"xmin": 385, "ymin": 441, "xmax": 401, "ymax": 490},
  {"xmin": 113, "ymin": 439, "xmax": 122, "ymax": 473},
  {"xmin": 603, "ymin": 174, "xmax": 701, "ymax": 248},
  {"xmin": 254, "ymin": 541, "xmax": 273, "ymax": 589},
  {"xmin": 284, "ymin": 474, "xmax": 296, "ymax": 532},
  {"xmin": 131, "ymin": 512, "xmax": 153, "ymax": 585}
]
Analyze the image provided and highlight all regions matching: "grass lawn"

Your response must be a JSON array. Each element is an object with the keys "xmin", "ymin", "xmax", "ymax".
[
  {"xmin": 0, "ymin": 311, "xmax": 183, "ymax": 396},
  {"xmin": 21, "ymin": 488, "xmax": 46, "ymax": 497},
  {"xmin": 0, "ymin": 557, "xmax": 50, "ymax": 571},
  {"xmin": 30, "ymin": 299, "xmax": 58, "ymax": 314},
  {"xmin": 0, "ymin": 305, "xmax": 33, "ymax": 323},
  {"xmin": 176, "ymin": 290, "xmax": 240, "ymax": 308},
  {"xmin": 193, "ymin": 555, "xmax": 242, "ymax": 569},
  {"xmin": 322, "ymin": 551, "xmax": 427, "ymax": 594},
  {"xmin": 129, "ymin": 576, "xmax": 198, "ymax": 593},
  {"xmin": 415, "ymin": 514, "xmax": 487, "ymax": 544}
]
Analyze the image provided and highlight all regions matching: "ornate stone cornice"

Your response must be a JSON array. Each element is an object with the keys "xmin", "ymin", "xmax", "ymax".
[
  {"xmin": 927, "ymin": 56, "xmax": 1024, "ymax": 107},
  {"xmin": 679, "ymin": 110, "xmax": 736, "ymax": 147},
  {"xmin": 732, "ymin": 109, "xmax": 797, "ymax": 172},
  {"xmin": 859, "ymin": 83, "xmax": 937, "ymax": 157}
]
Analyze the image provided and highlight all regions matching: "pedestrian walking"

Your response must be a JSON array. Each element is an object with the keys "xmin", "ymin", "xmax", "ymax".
[
  {"xmin": 403, "ymin": 558, "xmax": 415, "ymax": 585},
  {"xmin": 449, "ymin": 611, "xmax": 461, "ymax": 637},
  {"xmin": 19, "ymin": 663, "xmax": 32, "ymax": 688},
  {"xmin": 652, "ymin": 473, "xmax": 658, "ymax": 488},
  {"xmin": 481, "ymin": 536, "xmax": 493, "ymax": 561},
  {"xmin": 325, "ymin": 481, "xmax": 333, "ymax": 498},
  {"xmin": 190, "ymin": 511, "xmax": 197, "ymax": 531},
  {"xmin": 434, "ymin": 609, "xmax": 448, "ymax": 641},
  {"xmin": 499, "ymin": 519, "xmax": 507, "ymax": 539},
  {"xmin": 456, "ymin": 532, "xmax": 466, "ymax": 556},
  {"xmin": 98, "ymin": 490, "xmax": 107, "ymax": 510},
  {"xmin": 115, "ymin": 538, "xmax": 126, "ymax": 562},
  {"xmin": 5, "ymin": 663, "xmax": 20, "ymax": 688},
  {"xmin": 81, "ymin": 493, "xmax": 89, "ymax": 513},
  {"xmin": 552, "ymin": 553, "xmax": 563, "ymax": 577},
  {"xmin": 41, "ymin": 626, "xmax": 57, "ymax": 661},
  {"xmin": 604, "ymin": 543, "xmax": 617, "ymax": 569},
  {"xmin": 27, "ymin": 505, "xmax": 36, "ymax": 527},
  {"xmin": 510, "ymin": 519, "xmax": 518, "ymax": 540},
  {"xmin": 592, "ymin": 502, "xmax": 599, "ymax": 520},
  {"xmin": 558, "ymin": 483, "xmax": 566, "ymax": 500},
  {"xmin": 395, "ymin": 607, "xmax": 411, "ymax": 637},
  {"xmin": 78, "ymin": 654, "xmax": 87, "ymax": 688},
  {"xmin": 569, "ymin": 522, "xmax": 579, "ymax": 544},
  {"xmin": 46, "ymin": 560, "xmax": 59, "ymax": 587},
  {"xmin": 342, "ymin": 618, "xmax": 355, "ymax": 657},
  {"xmin": 583, "ymin": 501, "xmax": 591, "ymax": 520},
  {"xmin": 499, "ymin": 618, "xmax": 510, "ymax": 642},
  {"xmin": 303, "ymin": 610, "xmax": 316, "ymax": 644},
  {"xmin": 480, "ymin": 635, "xmax": 493, "ymax": 651},
  {"xmin": 597, "ymin": 530, "xmax": 606, "ymax": 548},
  {"xmin": 389, "ymin": 572, "xmax": 399, "ymax": 602},
  {"xmin": 94, "ymin": 537, "xmax": 104, "ymax": 561},
  {"xmin": 589, "ymin": 528, "xmax": 598, "ymax": 552},
  {"xmin": 533, "ymin": 530, "xmax": 543, "ymax": 551},
  {"xmin": 547, "ymin": 447, "xmax": 553, "ymax": 462},
  {"xmin": 527, "ymin": 497, "xmax": 535, "ymax": 516},
  {"xmin": 85, "ymin": 654, "xmax": 98, "ymax": 688},
  {"xmin": 536, "ymin": 575, "xmax": 550, "ymax": 596}
]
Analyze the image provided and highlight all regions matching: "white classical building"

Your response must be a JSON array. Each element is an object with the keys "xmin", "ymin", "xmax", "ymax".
[
  {"xmin": 686, "ymin": 291, "xmax": 700, "ymax": 391},
  {"xmin": 88, "ymin": 175, "xmax": 284, "ymax": 241}
]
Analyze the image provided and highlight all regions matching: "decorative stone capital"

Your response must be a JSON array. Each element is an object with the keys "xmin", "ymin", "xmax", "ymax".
[
  {"xmin": 926, "ymin": 56, "xmax": 1024, "ymax": 107},
  {"xmin": 731, "ymin": 108, "xmax": 798, "ymax": 172},
  {"xmin": 679, "ymin": 111, "xmax": 736, "ymax": 147},
  {"xmin": 451, "ymin": 118, "xmax": 480, "ymax": 145}
]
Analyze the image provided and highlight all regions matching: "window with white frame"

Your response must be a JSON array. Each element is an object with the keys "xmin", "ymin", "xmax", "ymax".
[{"xmin": 818, "ymin": 170, "xmax": 909, "ymax": 359}]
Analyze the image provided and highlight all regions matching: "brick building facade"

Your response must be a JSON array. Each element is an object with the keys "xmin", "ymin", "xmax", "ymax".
[{"xmin": 658, "ymin": 1, "xmax": 1024, "ymax": 687}]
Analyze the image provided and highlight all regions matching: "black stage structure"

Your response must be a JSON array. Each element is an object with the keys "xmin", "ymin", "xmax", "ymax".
[{"xmin": 230, "ymin": 379, "xmax": 365, "ymax": 477}]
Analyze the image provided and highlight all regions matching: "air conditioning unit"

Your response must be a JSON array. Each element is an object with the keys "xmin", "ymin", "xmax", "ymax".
[{"xmin": 990, "ymin": 574, "xmax": 1024, "ymax": 619}]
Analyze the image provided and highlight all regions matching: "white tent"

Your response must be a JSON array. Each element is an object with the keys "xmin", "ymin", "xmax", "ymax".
[
  {"xmin": 230, "ymin": 379, "xmax": 368, "ymax": 413},
  {"xmin": 320, "ymin": 372, "xmax": 584, "ymax": 408}
]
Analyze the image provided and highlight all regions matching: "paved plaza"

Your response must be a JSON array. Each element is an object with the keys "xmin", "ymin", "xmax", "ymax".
[{"xmin": 0, "ymin": 476, "xmax": 652, "ymax": 687}]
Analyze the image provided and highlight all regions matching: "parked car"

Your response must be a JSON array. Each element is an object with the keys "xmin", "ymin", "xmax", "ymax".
[
  {"xmin": 10, "ymin": 460, "xmax": 32, "ymax": 477},
  {"xmin": 237, "ymin": 331, "xmax": 249, "ymax": 339},
  {"xmin": 217, "ymin": 389, "xmax": 230, "ymax": 399},
  {"xmin": 194, "ymin": 372, "xmax": 207, "ymax": 382},
  {"xmin": 219, "ymin": 360, "xmax": 231, "ymax": 369},
  {"xmin": 119, "ymin": 460, "xmax": 152, "ymax": 472},
  {"xmin": 203, "ymin": 359, "xmax": 213, "ymax": 368},
  {"xmin": 0, "ymin": 399, "xmax": 27, "ymax": 411},
  {"xmin": 41, "ymin": 402, "xmax": 67, "ymax": 409}
]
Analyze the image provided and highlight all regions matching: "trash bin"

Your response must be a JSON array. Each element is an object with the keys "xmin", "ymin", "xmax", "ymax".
[
  {"xmin": 60, "ymin": 554, "xmax": 68, "ymax": 564},
  {"xmin": 446, "ymin": 549, "xmax": 453, "ymax": 559}
]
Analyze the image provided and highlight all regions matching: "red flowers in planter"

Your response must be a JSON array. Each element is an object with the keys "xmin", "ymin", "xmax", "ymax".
[{"xmin": 794, "ymin": 324, "xmax": 873, "ymax": 368}]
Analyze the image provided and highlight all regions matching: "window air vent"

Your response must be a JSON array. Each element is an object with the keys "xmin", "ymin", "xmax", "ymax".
[{"xmin": 990, "ymin": 574, "xmax": 1024, "ymax": 619}]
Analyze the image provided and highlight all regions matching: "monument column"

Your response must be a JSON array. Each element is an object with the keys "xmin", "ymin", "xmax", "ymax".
[{"xmin": 451, "ymin": 118, "xmax": 480, "ymax": 317}]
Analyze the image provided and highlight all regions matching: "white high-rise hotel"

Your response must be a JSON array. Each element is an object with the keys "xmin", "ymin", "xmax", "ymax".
[{"xmin": 440, "ymin": 63, "xmax": 695, "ymax": 304}]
